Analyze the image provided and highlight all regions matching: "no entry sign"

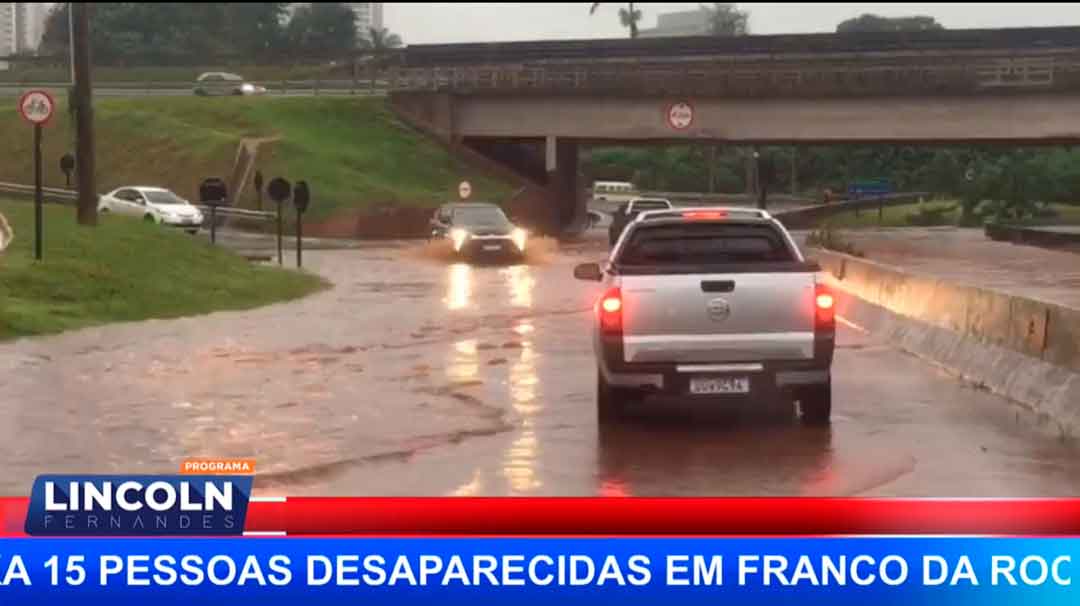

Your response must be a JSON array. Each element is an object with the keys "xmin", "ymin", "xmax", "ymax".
[
  {"xmin": 666, "ymin": 101, "xmax": 694, "ymax": 130},
  {"xmin": 18, "ymin": 90, "xmax": 56, "ymax": 126}
]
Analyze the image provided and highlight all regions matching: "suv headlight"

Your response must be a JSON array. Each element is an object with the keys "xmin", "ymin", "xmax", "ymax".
[
  {"xmin": 451, "ymin": 229, "xmax": 469, "ymax": 251},
  {"xmin": 512, "ymin": 228, "xmax": 527, "ymax": 251}
]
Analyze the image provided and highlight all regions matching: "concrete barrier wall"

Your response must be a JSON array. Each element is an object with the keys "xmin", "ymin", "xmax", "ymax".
[
  {"xmin": 812, "ymin": 248, "xmax": 1080, "ymax": 436},
  {"xmin": 813, "ymin": 249, "xmax": 1080, "ymax": 374}
]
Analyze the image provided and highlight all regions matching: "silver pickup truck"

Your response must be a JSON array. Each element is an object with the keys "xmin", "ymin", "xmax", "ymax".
[{"xmin": 574, "ymin": 207, "xmax": 835, "ymax": 424}]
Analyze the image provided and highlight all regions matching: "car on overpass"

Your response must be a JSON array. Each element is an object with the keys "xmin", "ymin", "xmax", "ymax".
[
  {"xmin": 192, "ymin": 72, "xmax": 267, "ymax": 96},
  {"xmin": 429, "ymin": 202, "xmax": 528, "ymax": 262},
  {"xmin": 608, "ymin": 197, "xmax": 673, "ymax": 246},
  {"xmin": 576, "ymin": 207, "xmax": 835, "ymax": 424},
  {"xmin": 98, "ymin": 187, "xmax": 204, "ymax": 234}
]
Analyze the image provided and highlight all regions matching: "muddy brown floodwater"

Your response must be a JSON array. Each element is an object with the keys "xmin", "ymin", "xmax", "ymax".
[{"xmin": 4, "ymin": 232, "xmax": 1080, "ymax": 497}]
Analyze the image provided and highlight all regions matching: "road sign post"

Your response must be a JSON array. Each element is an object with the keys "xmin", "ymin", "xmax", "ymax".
[
  {"xmin": 267, "ymin": 178, "xmax": 292, "ymax": 266},
  {"xmin": 293, "ymin": 181, "xmax": 310, "ymax": 268},
  {"xmin": 199, "ymin": 177, "xmax": 228, "ymax": 245},
  {"xmin": 19, "ymin": 90, "xmax": 56, "ymax": 261},
  {"xmin": 60, "ymin": 153, "xmax": 75, "ymax": 188}
]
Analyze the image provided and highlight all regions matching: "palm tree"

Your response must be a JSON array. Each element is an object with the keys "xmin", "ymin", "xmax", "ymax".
[
  {"xmin": 358, "ymin": 27, "xmax": 404, "ymax": 91},
  {"xmin": 590, "ymin": 3, "xmax": 642, "ymax": 39}
]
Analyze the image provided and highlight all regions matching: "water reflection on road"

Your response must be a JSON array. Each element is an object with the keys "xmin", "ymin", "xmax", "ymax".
[{"xmin": 5, "ymin": 235, "xmax": 1080, "ymax": 498}]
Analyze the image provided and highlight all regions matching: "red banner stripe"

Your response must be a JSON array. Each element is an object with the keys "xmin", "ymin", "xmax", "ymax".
[
  {"xmin": 5, "ymin": 497, "xmax": 1080, "ymax": 537},
  {"xmin": 243, "ymin": 498, "xmax": 1080, "ymax": 536}
]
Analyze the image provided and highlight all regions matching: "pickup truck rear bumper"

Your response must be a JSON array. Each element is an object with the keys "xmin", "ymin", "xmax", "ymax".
[
  {"xmin": 599, "ymin": 335, "xmax": 833, "ymax": 395},
  {"xmin": 601, "ymin": 359, "xmax": 829, "ymax": 393}
]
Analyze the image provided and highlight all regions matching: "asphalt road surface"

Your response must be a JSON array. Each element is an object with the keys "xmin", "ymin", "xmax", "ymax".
[{"xmin": 3, "ymin": 233, "xmax": 1079, "ymax": 497}]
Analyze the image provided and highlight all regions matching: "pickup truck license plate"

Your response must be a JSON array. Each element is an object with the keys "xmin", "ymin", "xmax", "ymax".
[
  {"xmin": 689, "ymin": 376, "xmax": 750, "ymax": 395},
  {"xmin": 482, "ymin": 244, "xmax": 502, "ymax": 251}
]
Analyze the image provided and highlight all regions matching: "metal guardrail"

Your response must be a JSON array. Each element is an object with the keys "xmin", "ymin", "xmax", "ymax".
[
  {"xmin": 0, "ymin": 181, "xmax": 78, "ymax": 204},
  {"xmin": 0, "ymin": 80, "xmax": 388, "ymax": 97},
  {"xmin": 0, "ymin": 183, "xmax": 280, "ymax": 223},
  {"xmin": 193, "ymin": 205, "xmax": 277, "ymax": 221},
  {"xmin": 390, "ymin": 51, "xmax": 1080, "ymax": 97}
]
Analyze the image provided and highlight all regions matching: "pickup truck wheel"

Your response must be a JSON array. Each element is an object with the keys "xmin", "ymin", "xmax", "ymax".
[
  {"xmin": 597, "ymin": 370, "xmax": 634, "ymax": 423},
  {"xmin": 799, "ymin": 383, "xmax": 832, "ymax": 425}
]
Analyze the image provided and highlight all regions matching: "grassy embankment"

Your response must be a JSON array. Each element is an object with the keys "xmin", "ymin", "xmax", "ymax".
[
  {"xmin": 0, "ymin": 200, "xmax": 325, "ymax": 340},
  {"xmin": 0, "ymin": 96, "xmax": 511, "ymax": 221},
  {"xmin": 826, "ymin": 200, "xmax": 1080, "ymax": 229}
]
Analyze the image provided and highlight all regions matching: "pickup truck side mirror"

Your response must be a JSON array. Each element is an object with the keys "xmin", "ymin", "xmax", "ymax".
[{"xmin": 574, "ymin": 262, "xmax": 603, "ymax": 282}]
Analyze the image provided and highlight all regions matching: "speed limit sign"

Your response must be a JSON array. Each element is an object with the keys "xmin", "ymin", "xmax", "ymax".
[
  {"xmin": 458, "ymin": 180, "xmax": 472, "ymax": 200},
  {"xmin": 18, "ymin": 90, "xmax": 55, "ymax": 126}
]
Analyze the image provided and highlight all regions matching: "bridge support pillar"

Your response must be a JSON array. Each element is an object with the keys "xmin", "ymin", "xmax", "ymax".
[{"xmin": 545, "ymin": 137, "xmax": 583, "ymax": 234}]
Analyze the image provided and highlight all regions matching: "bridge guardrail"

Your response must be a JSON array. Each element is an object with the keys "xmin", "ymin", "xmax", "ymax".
[
  {"xmin": 0, "ymin": 80, "xmax": 388, "ymax": 97},
  {"xmin": 390, "ymin": 51, "xmax": 1080, "ymax": 97}
]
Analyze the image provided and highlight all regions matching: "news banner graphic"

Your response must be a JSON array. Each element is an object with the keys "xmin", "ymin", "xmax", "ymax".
[{"xmin": 1, "ymin": 467, "xmax": 1080, "ymax": 604}]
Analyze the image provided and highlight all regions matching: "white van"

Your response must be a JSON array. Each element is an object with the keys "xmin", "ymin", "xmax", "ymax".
[{"xmin": 591, "ymin": 181, "xmax": 638, "ymax": 205}]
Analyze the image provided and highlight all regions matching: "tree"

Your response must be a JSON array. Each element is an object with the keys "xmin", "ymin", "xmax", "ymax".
[
  {"xmin": 224, "ymin": 3, "xmax": 290, "ymax": 58},
  {"xmin": 361, "ymin": 27, "xmax": 403, "ymax": 51},
  {"xmin": 590, "ymin": 3, "xmax": 642, "ymax": 39},
  {"xmin": 40, "ymin": 3, "xmax": 294, "ymax": 64},
  {"xmin": 287, "ymin": 2, "xmax": 358, "ymax": 57},
  {"xmin": 357, "ymin": 27, "xmax": 404, "ymax": 90},
  {"xmin": 39, "ymin": 3, "xmax": 70, "ymax": 56},
  {"xmin": 703, "ymin": 3, "xmax": 749, "ymax": 36},
  {"xmin": 837, "ymin": 14, "xmax": 944, "ymax": 33}
]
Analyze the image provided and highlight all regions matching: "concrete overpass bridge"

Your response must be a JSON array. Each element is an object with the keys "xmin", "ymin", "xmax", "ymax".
[{"xmin": 386, "ymin": 27, "xmax": 1080, "ymax": 232}]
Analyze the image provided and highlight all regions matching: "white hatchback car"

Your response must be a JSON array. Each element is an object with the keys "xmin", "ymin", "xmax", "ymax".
[{"xmin": 98, "ymin": 187, "xmax": 204, "ymax": 234}]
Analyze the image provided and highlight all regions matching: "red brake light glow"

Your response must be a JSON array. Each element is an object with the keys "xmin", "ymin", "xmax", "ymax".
[
  {"xmin": 598, "ymin": 287, "xmax": 623, "ymax": 334},
  {"xmin": 683, "ymin": 210, "xmax": 728, "ymax": 220}
]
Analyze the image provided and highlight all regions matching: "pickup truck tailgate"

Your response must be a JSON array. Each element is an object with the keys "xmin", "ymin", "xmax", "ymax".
[{"xmin": 620, "ymin": 272, "xmax": 816, "ymax": 363}]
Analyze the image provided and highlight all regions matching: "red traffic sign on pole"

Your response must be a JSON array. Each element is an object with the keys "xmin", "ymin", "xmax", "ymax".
[
  {"xmin": 666, "ymin": 101, "xmax": 694, "ymax": 130},
  {"xmin": 18, "ymin": 90, "xmax": 56, "ymax": 126}
]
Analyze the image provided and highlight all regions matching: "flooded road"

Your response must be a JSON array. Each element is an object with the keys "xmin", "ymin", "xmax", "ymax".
[{"xmin": 3, "ymin": 234, "xmax": 1080, "ymax": 497}]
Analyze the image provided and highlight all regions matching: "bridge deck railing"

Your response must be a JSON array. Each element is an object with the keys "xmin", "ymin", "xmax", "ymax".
[{"xmin": 390, "ymin": 51, "xmax": 1080, "ymax": 97}]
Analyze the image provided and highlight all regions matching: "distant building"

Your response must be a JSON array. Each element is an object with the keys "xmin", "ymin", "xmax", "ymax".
[
  {"xmin": 347, "ymin": 2, "xmax": 383, "ymax": 34},
  {"xmin": 0, "ymin": 2, "xmax": 47, "ymax": 57},
  {"xmin": 638, "ymin": 8, "xmax": 711, "ymax": 38},
  {"xmin": 0, "ymin": 3, "xmax": 19, "ymax": 60}
]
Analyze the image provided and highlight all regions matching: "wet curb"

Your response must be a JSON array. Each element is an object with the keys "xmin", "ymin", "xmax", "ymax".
[
  {"xmin": 810, "ymin": 248, "xmax": 1080, "ymax": 438},
  {"xmin": 985, "ymin": 222, "xmax": 1080, "ymax": 249}
]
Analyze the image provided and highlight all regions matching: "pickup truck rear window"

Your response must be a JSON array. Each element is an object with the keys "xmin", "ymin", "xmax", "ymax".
[{"xmin": 618, "ymin": 223, "xmax": 796, "ymax": 266}]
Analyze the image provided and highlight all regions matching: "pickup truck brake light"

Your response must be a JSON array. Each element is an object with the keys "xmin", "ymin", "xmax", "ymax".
[
  {"xmin": 599, "ymin": 287, "xmax": 623, "ymax": 334},
  {"xmin": 682, "ymin": 210, "xmax": 728, "ymax": 220},
  {"xmin": 815, "ymin": 284, "xmax": 836, "ymax": 330}
]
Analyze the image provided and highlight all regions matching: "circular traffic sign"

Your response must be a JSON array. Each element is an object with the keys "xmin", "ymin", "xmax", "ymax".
[
  {"xmin": 666, "ymin": 101, "xmax": 694, "ymax": 130},
  {"xmin": 18, "ymin": 90, "xmax": 56, "ymax": 125},
  {"xmin": 458, "ymin": 180, "xmax": 472, "ymax": 200}
]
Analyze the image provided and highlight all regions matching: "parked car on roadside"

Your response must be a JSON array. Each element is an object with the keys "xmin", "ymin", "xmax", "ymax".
[
  {"xmin": 98, "ymin": 187, "xmax": 204, "ymax": 234},
  {"xmin": 192, "ymin": 72, "xmax": 267, "ymax": 96}
]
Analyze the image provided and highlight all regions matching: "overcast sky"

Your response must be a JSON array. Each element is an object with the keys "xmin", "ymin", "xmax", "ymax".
[{"xmin": 383, "ymin": 3, "xmax": 1080, "ymax": 44}]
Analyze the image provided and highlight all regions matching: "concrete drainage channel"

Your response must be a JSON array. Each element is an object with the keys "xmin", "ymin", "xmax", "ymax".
[{"xmin": 810, "ymin": 248, "xmax": 1080, "ymax": 440}]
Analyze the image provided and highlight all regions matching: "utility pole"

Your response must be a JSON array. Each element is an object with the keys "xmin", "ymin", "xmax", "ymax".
[
  {"xmin": 72, "ymin": 3, "xmax": 97, "ymax": 226},
  {"xmin": 791, "ymin": 146, "xmax": 798, "ymax": 197}
]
